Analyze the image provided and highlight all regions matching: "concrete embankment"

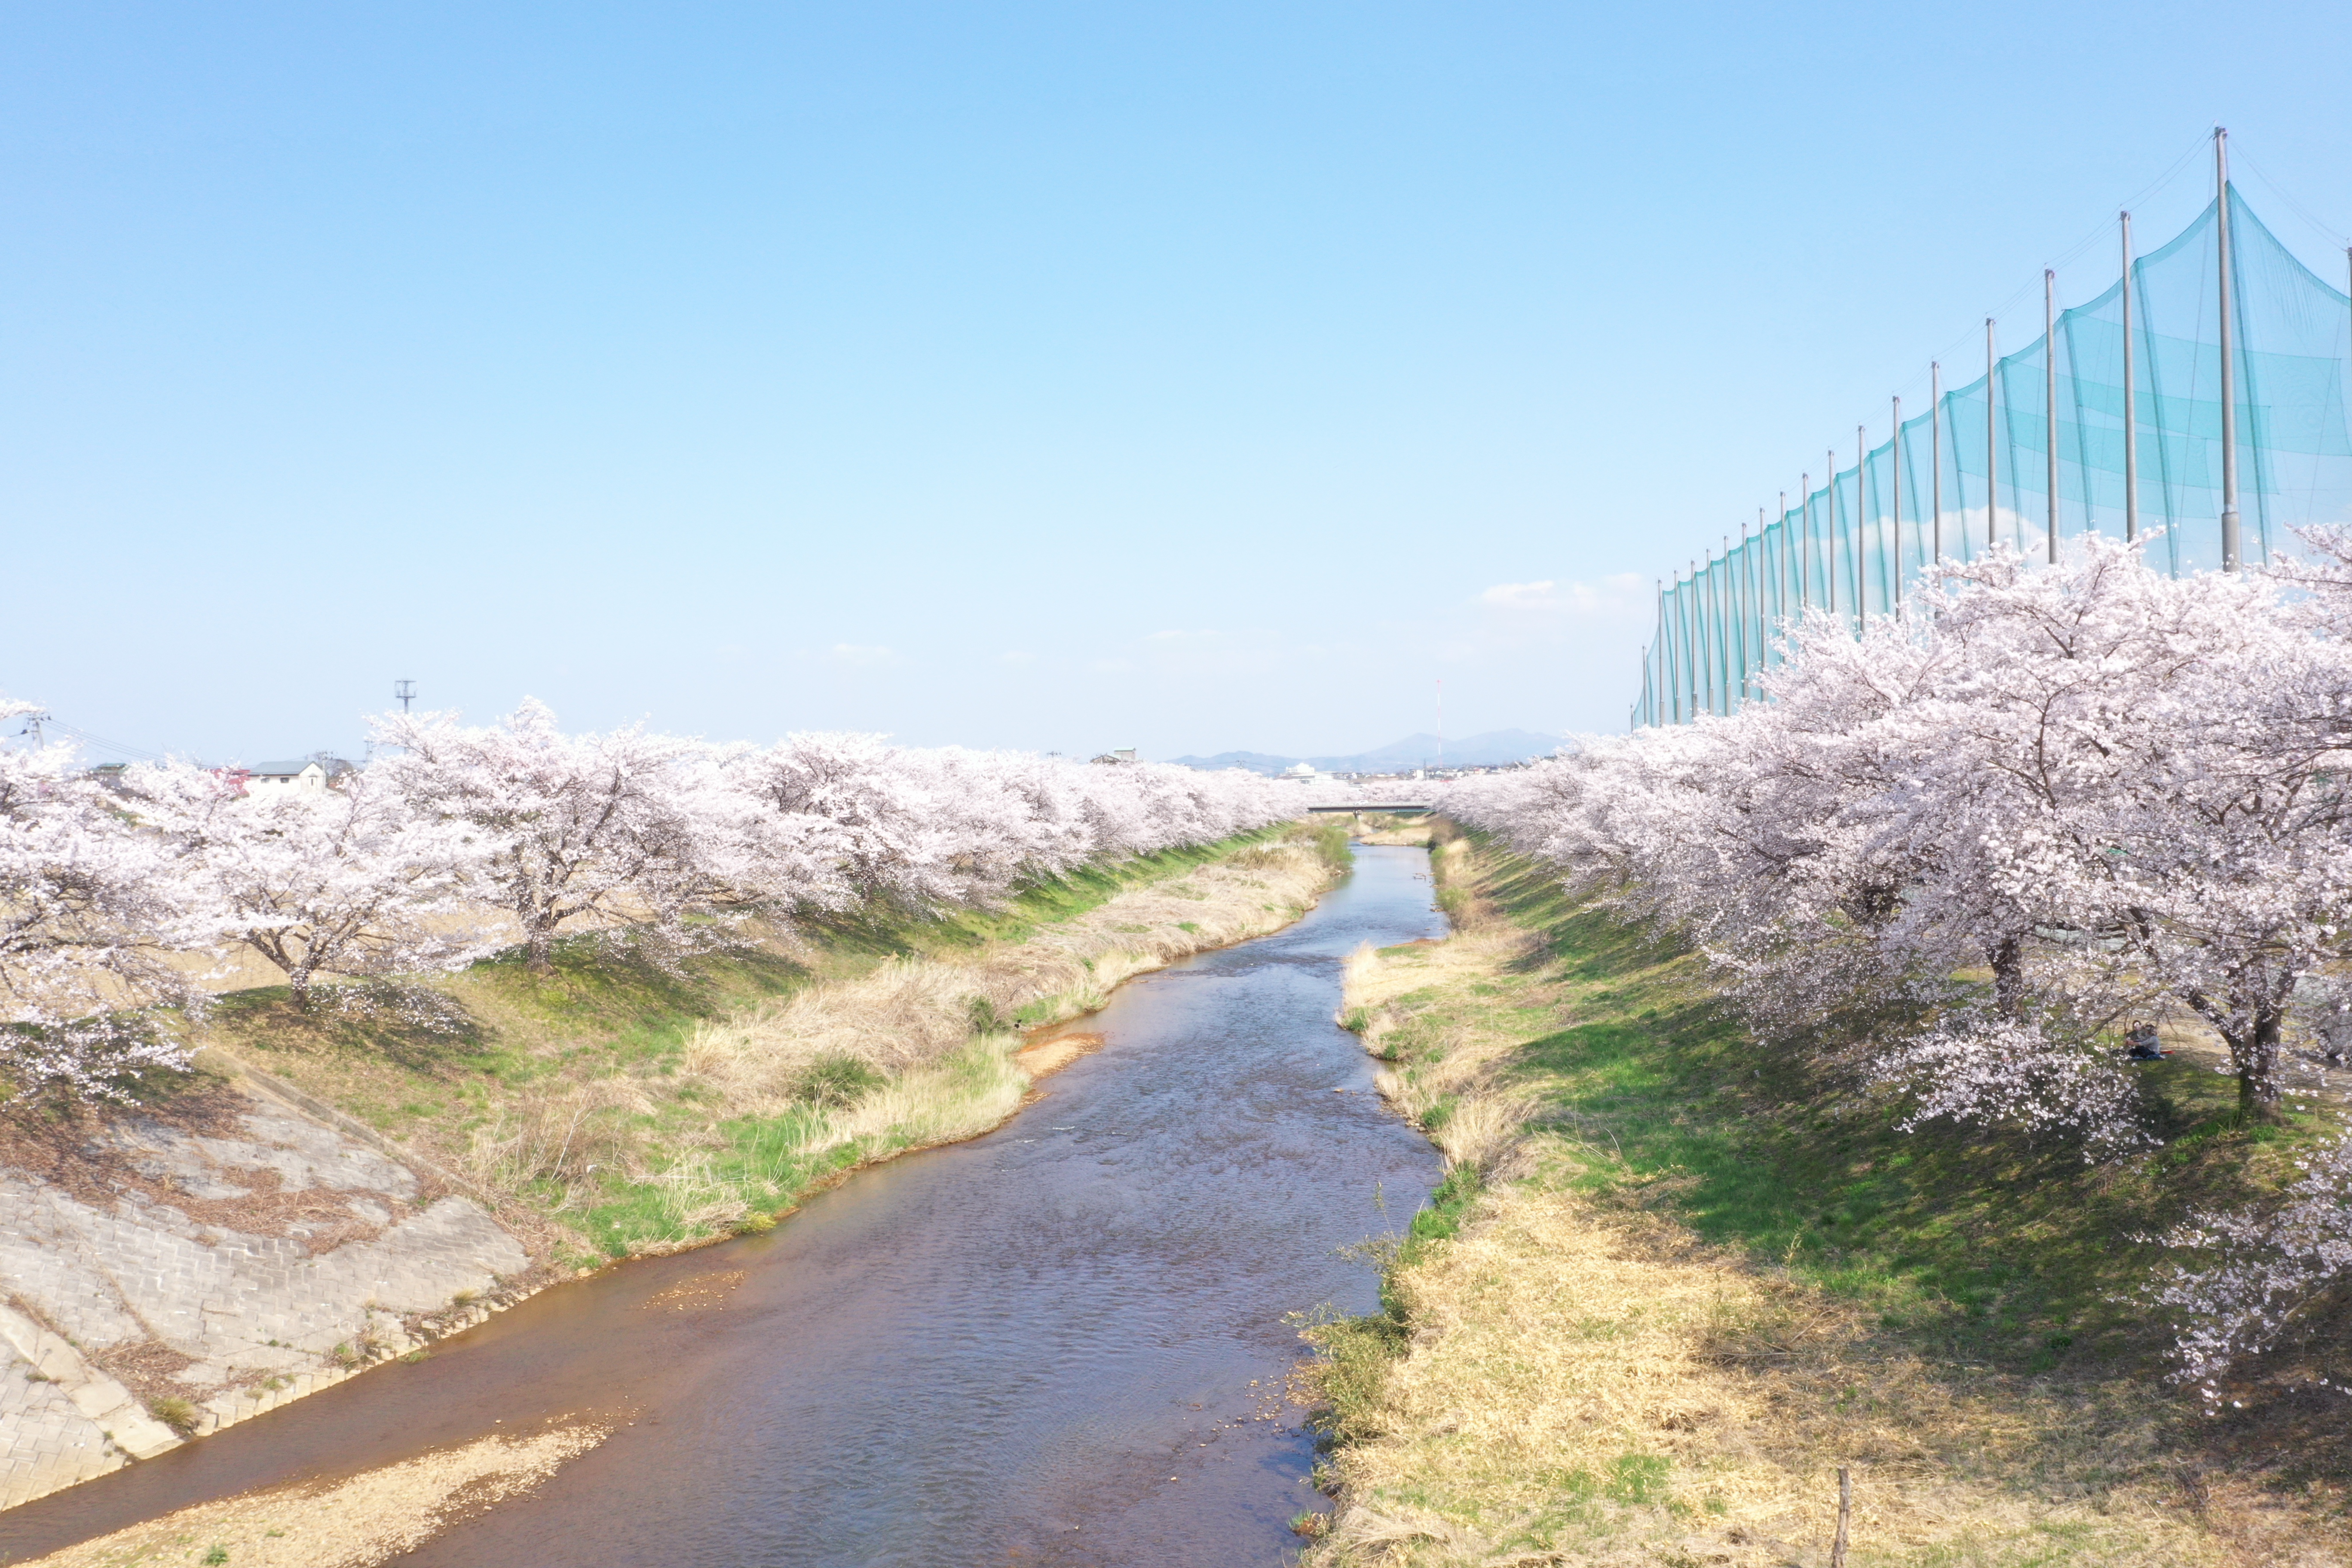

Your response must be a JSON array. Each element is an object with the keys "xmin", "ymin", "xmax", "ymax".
[{"xmin": 0, "ymin": 1081, "xmax": 532, "ymax": 1510}]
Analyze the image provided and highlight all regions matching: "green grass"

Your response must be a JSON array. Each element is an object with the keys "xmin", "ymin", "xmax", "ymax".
[{"xmin": 1411, "ymin": 843, "xmax": 2338, "ymax": 1378}]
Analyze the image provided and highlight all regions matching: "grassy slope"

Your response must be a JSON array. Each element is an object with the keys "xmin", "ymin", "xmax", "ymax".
[
  {"xmin": 201, "ymin": 824, "xmax": 1341, "ymax": 1265},
  {"xmin": 1302, "ymin": 835, "xmax": 2350, "ymax": 1566}
]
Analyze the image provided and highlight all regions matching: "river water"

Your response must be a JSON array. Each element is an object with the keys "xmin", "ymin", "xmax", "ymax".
[{"xmin": 1, "ymin": 844, "xmax": 1448, "ymax": 1568}]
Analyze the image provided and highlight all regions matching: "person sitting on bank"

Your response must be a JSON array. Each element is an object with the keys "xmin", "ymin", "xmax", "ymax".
[{"xmin": 2125, "ymin": 1022, "xmax": 2164, "ymax": 1060}]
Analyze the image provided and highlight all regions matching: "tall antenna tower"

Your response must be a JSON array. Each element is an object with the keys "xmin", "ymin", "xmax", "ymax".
[{"xmin": 395, "ymin": 680, "xmax": 416, "ymax": 714}]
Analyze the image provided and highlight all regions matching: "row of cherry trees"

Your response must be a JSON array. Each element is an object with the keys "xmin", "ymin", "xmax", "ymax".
[
  {"xmin": 0, "ymin": 698, "xmax": 1310, "ymax": 1102},
  {"xmin": 1437, "ymin": 536, "xmax": 2352, "ymax": 1399}
]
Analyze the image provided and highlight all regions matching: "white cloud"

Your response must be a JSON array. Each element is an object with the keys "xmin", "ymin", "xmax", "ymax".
[
  {"xmin": 999, "ymin": 650, "xmax": 1038, "ymax": 665},
  {"xmin": 1478, "ymin": 575, "xmax": 1649, "ymax": 616},
  {"xmin": 1480, "ymin": 579, "xmax": 1558, "ymax": 609}
]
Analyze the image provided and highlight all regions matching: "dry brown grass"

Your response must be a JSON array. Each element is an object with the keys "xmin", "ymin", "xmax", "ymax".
[
  {"xmin": 1346, "ymin": 847, "xmax": 1550, "ymax": 1180},
  {"xmin": 1309, "ymin": 1171, "xmax": 2318, "ymax": 1566},
  {"xmin": 1305, "ymin": 840, "xmax": 2351, "ymax": 1568},
  {"xmin": 672, "ymin": 846, "xmax": 1336, "ymax": 1114},
  {"xmin": 420, "ymin": 835, "xmax": 1337, "ymax": 1246},
  {"xmin": 18, "ymin": 1423, "xmax": 608, "ymax": 1568},
  {"xmin": 678, "ymin": 846, "xmax": 1331, "ymax": 1115}
]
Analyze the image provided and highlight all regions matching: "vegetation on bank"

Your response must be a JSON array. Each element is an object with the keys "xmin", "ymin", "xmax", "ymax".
[
  {"xmin": 1300, "ymin": 833, "xmax": 2349, "ymax": 1566},
  {"xmin": 188, "ymin": 820, "xmax": 1348, "ymax": 1265}
]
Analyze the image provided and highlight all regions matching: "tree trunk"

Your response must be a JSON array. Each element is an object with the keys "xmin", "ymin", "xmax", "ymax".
[
  {"xmin": 2228, "ymin": 1004, "xmax": 2286, "ymax": 1121},
  {"xmin": 525, "ymin": 925, "xmax": 554, "ymax": 974},
  {"xmin": 1990, "ymin": 935, "xmax": 2026, "ymax": 1017},
  {"xmin": 289, "ymin": 969, "xmax": 314, "ymax": 1012}
]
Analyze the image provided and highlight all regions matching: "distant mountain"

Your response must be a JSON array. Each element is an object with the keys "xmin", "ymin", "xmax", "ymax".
[
  {"xmin": 1163, "ymin": 749, "xmax": 1305, "ymax": 774},
  {"xmin": 1168, "ymin": 728, "xmax": 1564, "ymax": 775}
]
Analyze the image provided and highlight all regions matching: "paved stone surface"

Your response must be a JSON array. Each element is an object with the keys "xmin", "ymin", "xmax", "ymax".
[{"xmin": 0, "ymin": 1090, "xmax": 531, "ymax": 1514}]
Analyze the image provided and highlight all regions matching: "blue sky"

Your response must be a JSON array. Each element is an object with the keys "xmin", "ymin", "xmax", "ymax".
[{"xmin": 7, "ymin": 1, "xmax": 2349, "ymax": 764}]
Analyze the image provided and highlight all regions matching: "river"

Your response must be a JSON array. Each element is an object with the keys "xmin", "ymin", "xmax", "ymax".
[{"xmin": 0, "ymin": 843, "xmax": 1449, "ymax": 1567}]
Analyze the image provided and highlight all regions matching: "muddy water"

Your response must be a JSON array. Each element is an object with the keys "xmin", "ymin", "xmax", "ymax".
[{"xmin": 0, "ymin": 845, "xmax": 1448, "ymax": 1568}]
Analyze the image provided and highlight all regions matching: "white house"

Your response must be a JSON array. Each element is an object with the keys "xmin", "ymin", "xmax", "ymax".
[{"xmin": 243, "ymin": 758, "xmax": 354, "ymax": 796}]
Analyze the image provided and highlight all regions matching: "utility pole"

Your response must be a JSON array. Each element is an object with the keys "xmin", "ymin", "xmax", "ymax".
[{"xmin": 395, "ymin": 680, "xmax": 416, "ymax": 714}]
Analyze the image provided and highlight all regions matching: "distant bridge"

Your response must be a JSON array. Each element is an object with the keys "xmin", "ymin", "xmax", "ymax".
[{"xmin": 1307, "ymin": 802, "xmax": 1433, "ymax": 815}]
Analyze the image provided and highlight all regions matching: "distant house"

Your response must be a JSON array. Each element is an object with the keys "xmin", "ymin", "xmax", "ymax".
[
  {"xmin": 242, "ymin": 757, "xmax": 355, "ymax": 796},
  {"xmin": 1090, "ymin": 747, "xmax": 1140, "ymax": 765}
]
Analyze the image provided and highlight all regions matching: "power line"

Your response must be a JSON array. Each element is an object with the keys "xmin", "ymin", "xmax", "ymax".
[{"xmin": 43, "ymin": 720, "xmax": 168, "ymax": 763}]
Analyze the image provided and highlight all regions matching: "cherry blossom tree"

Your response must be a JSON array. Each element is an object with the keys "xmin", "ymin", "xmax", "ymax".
[
  {"xmin": 0, "ymin": 698, "xmax": 208, "ymax": 1102},
  {"xmin": 1442, "ymin": 538, "xmax": 2352, "ymax": 1390},
  {"xmin": 135, "ymin": 761, "xmax": 493, "ymax": 1009},
  {"xmin": 1910, "ymin": 541, "xmax": 2352, "ymax": 1119},
  {"xmin": 2148, "ymin": 1131, "xmax": 2352, "ymax": 1403},
  {"xmin": 728, "ymin": 732, "xmax": 1304, "ymax": 913},
  {"xmin": 1457, "ymin": 540, "xmax": 2352, "ymax": 1123},
  {"xmin": 370, "ymin": 700, "xmax": 738, "ymax": 972}
]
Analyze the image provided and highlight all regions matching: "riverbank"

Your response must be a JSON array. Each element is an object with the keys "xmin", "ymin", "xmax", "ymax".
[
  {"xmin": 220, "ymin": 818, "xmax": 1348, "ymax": 1257},
  {"xmin": 0, "ymin": 820, "xmax": 1346, "ymax": 1515},
  {"xmin": 18, "ymin": 1424, "xmax": 611, "ymax": 1568},
  {"xmin": 5, "ymin": 834, "xmax": 1436, "ymax": 1568},
  {"xmin": 1300, "ymin": 834, "xmax": 2351, "ymax": 1566}
]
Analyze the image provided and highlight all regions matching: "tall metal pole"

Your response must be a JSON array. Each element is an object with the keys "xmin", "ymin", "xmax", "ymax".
[
  {"xmin": 1651, "ymin": 582, "xmax": 1665, "ymax": 726},
  {"xmin": 1827, "ymin": 450, "xmax": 1841, "ymax": 618},
  {"xmin": 1800, "ymin": 474, "xmax": 1813, "ymax": 610},
  {"xmin": 1678, "ymin": 571, "xmax": 1697, "ymax": 722},
  {"xmin": 1715, "ymin": 551, "xmax": 1733, "ymax": 713},
  {"xmin": 1727, "ymin": 534, "xmax": 1746, "ymax": 702},
  {"xmin": 1986, "ymin": 318, "xmax": 2000, "ymax": 551},
  {"xmin": 1706, "ymin": 557, "xmax": 1727, "ymax": 715},
  {"xmin": 1684, "ymin": 573, "xmax": 1699, "ymax": 723},
  {"xmin": 1930, "ymin": 363, "xmax": 1944, "ymax": 562},
  {"xmin": 1855, "ymin": 427, "xmax": 1868, "ymax": 624},
  {"xmin": 2044, "ymin": 269, "xmax": 2060, "ymax": 563},
  {"xmin": 1746, "ymin": 521, "xmax": 1764, "ymax": 686},
  {"xmin": 1778, "ymin": 491, "xmax": 1791, "ymax": 620},
  {"xmin": 1757, "ymin": 508, "xmax": 1771, "ymax": 677},
  {"xmin": 2216, "ymin": 126, "xmax": 2241, "ymax": 571},
  {"xmin": 1693, "ymin": 562, "xmax": 1708, "ymax": 717},
  {"xmin": 1890, "ymin": 395, "xmax": 1904, "ymax": 604},
  {"xmin": 2122, "ymin": 212, "xmax": 2139, "ymax": 542}
]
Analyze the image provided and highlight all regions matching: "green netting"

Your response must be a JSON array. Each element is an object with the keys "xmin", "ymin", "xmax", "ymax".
[{"xmin": 1637, "ymin": 187, "xmax": 2352, "ymax": 727}]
